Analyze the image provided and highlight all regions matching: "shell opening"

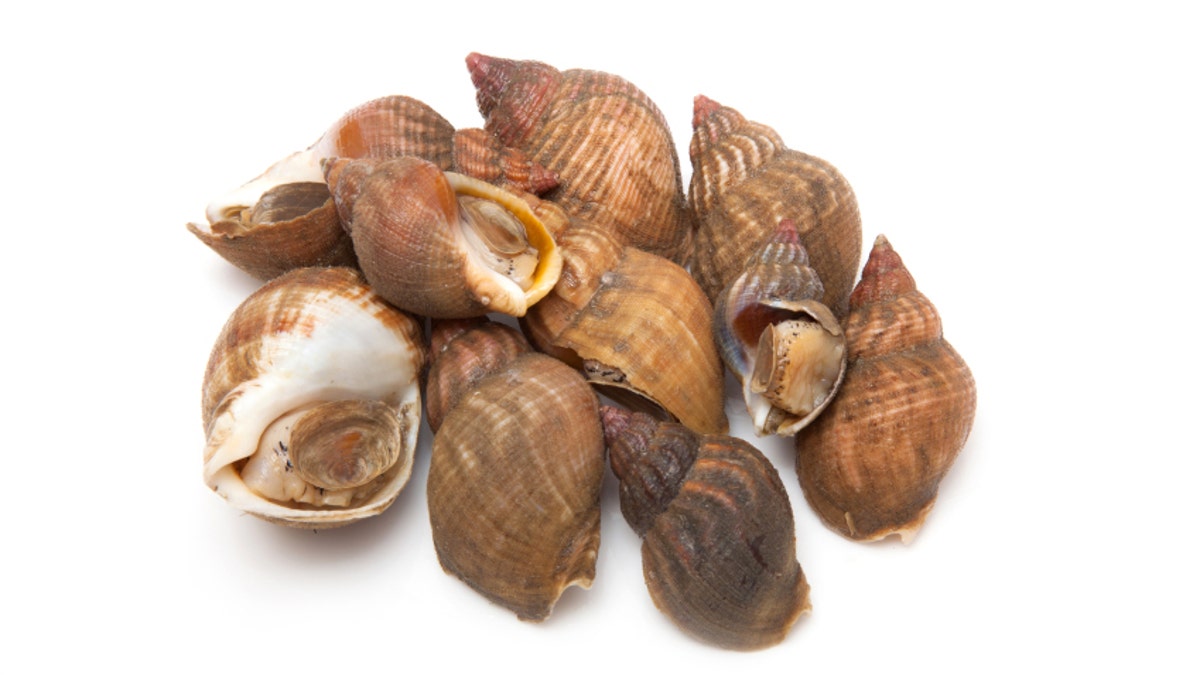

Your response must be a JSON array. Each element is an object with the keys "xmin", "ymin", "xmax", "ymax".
[
  {"xmin": 459, "ymin": 195, "xmax": 540, "ymax": 291},
  {"xmin": 751, "ymin": 319, "xmax": 845, "ymax": 419},
  {"xmin": 238, "ymin": 401, "xmax": 405, "ymax": 509}
]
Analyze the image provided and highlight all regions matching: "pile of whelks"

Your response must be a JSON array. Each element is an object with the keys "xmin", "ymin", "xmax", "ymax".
[{"xmin": 191, "ymin": 52, "xmax": 976, "ymax": 651}]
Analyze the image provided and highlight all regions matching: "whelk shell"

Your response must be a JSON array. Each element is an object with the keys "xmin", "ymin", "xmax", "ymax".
[
  {"xmin": 201, "ymin": 266, "xmax": 427, "ymax": 528},
  {"xmin": 468, "ymin": 52, "xmax": 695, "ymax": 264},
  {"xmin": 602, "ymin": 406, "xmax": 811, "ymax": 650},
  {"xmin": 713, "ymin": 219, "xmax": 847, "ymax": 436},
  {"xmin": 426, "ymin": 318, "xmax": 605, "ymax": 621},
  {"xmin": 188, "ymin": 95, "xmax": 557, "ymax": 281},
  {"xmin": 795, "ymin": 236, "xmax": 976, "ymax": 542},
  {"xmin": 324, "ymin": 155, "xmax": 563, "ymax": 319},
  {"xmin": 689, "ymin": 95, "xmax": 862, "ymax": 317},
  {"xmin": 522, "ymin": 219, "xmax": 728, "ymax": 434}
]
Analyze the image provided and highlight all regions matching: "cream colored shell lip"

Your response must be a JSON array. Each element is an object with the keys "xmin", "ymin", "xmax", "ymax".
[
  {"xmin": 202, "ymin": 268, "xmax": 426, "ymax": 528},
  {"xmin": 198, "ymin": 149, "xmax": 325, "ymax": 229},
  {"xmin": 443, "ymin": 171, "xmax": 563, "ymax": 316}
]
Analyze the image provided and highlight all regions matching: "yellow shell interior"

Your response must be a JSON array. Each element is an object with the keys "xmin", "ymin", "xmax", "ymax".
[{"xmin": 446, "ymin": 172, "xmax": 562, "ymax": 315}]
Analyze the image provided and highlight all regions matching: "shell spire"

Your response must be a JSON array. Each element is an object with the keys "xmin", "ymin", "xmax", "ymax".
[
  {"xmin": 849, "ymin": 234, "xmax": 917, "ymax": 308},
  {"xmin": 467, "ymin": 52, "xmax": 559, "ymax": 147},
  {"xmin": 467, "ymin": 53, "xmax": 695, "ymax": 265}
]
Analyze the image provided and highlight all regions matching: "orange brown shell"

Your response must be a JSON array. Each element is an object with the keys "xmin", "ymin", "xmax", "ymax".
[
  {"xmin": 468, "ymin": 52, "xmax": 695, "ymax": 265},
  {"xmin": 795, "ymin": 236, "xmax": 976, "ymax": 542},
  {"xmin": 426, "ymin": 319, "xmax": 606, "ymax": 621},
  {"xmin": 689, "ymin": 95, "xmax": 862, "ymax": 317},
  {"xmin": 522, "ymin": 220, "xmax": 727, "ymax": 435}
]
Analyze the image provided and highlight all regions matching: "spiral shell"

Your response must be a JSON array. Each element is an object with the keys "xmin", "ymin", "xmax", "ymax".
[
  {"xmin": 522, "ymin": 219, "xmax": 727, "ymax": 435},
  {"xmin": 201, "ymin": 267, "xmax": 427, "ymax": 528},
  {"xmin": 795, "ymin": 236, "xmax": 976, "ymax": 542},
  {"xmin": 426, "ymin": 319, "xmax": 606, "ymax": 621},
  {"xmin": 689, "ymin": 95, "xmax": 862, "ymax": 316},
  {"xmin": 602, "ymin": 406, "xmax": 811, "ymax": 650},
  {"xmin": 188, "ymin": 95, "xmax": 557, "ymax": 280},
  {"xmin": 713, "ymin": 219, "xmax": 847, "ymax": 436},
  {"xmin": 467, "ymin": 52, "xmax": 694, "ymax": 264},
  {"xmin": 324, "ymin": 155, "xmax": 563, "ymax": 318}
]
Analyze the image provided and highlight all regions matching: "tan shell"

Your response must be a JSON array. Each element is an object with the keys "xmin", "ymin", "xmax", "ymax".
[
  {"xmin": 201, "ymin": 267, "xmax": 427, "ymax": 528},
  {"xmin": 188, "ymin": 95, "xmax": 557, "ymax": 281},
  {"xmin": 713, "ymin": 220, "xmax": 847, "ymax": 436},
  {"xmin": 689, "ymin": 95, "xmax": 862, "ymax": 317},
  {"xmin": 602, "ymin": 406, "xmax": 811, "ymax": 650},
  {"xmin": 426, "ymin": 319, "xmax": 606, "ymax": 621},
  {"xmin": 522, "ymin": 220, "xmax": 728, "ymax": 435},
  {"xmin": 795, "ymin": 236, "xmax": 976, "ymax": 542},
  {"xmin": 325, "ymin": 155, "xmax": 563, "ymax": 318},
  {"xmin": 468, "ymin": 52, "xmax": 695, "ymax": 265}
]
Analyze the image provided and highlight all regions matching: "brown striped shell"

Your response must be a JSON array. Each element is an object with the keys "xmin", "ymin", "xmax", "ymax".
[
  {"xmin": 602, "ymin": 406, "xmax": 811, "ymax": 650},
  {"xmin": 324, "ymin": 155, "xmax": 563, "ymax": 318},
  {"xmin": 521, "ymin": 219, "xmax": 728, "ymax": 435},
  {"xmin": 713, "ymin": 219, "xmax": 847, "ymax": 436},
  {"xmin": 426, "ymin": 319, "xmax": 606, "ymax": 621},
  {"xmin": 467, "ymin": 52, "xmax": 695, "ymax": 265},
  {"xmin": 201, "ymin": 267, "xmax": 427, "ymax": 528},
  {"xmin": 689, "ymin": 95, "xmax": 862, "ymax": 317},
  {"xmin": 188, "ymin": 95, "xmax": 557, "ymax": 281},
  {"xmin": 795, "ymin": 236, "xmax": 976, "ymax": 542}
]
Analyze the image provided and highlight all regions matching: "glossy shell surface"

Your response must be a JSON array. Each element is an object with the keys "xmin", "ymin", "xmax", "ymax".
[{"xmin": 202, "ymin": 267, "xmax": 427, "ymax": 528}]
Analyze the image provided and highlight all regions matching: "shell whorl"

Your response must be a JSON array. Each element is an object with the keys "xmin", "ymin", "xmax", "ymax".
[
  {"xmin": 601, "ymin": 406, "xmax": 811, "ymax": 650},
  {"xmin": 468, "ymin": 53, "xmax": 693, "ymax": 264},
  {"xmin": 843, "ymin": 235, "xmax": 943, "ymax": 360},
  {"xmin": 688, "ymin": 96, "xmax": 862, "ymax": 316}
]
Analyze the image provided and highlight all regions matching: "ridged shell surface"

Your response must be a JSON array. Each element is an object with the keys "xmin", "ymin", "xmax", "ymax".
[
  {"xmin": 602, "ymin": 407, "xmax": 811, "ymax": 650},
  {"xmin": 689, "ymin": 96, "xmax": 862, "ymax": 317},
  {"xmin": 468, "ymin": 52, "xmax": 694, "ymax": 264},
  {"xmin": 201, "ymin": 267, "xmax": 427, "ymax": 528},
  {"xmin": 795, "ymin": 236, "xmax": 976, "ymax": 542},
  {"xmin": 713, "ymin": 220, "xmax": 846, "ymax": 436},
  {"xmin": 325, "ymin": 156, "xmax": 562, "ymax": 318},
  {"xmin": 522, "ymin": 221, "xmax": 727, "ymax": 434},
  {"xmin": 427, "ymin": 321, "xmax": 605, "ymax": 621}
]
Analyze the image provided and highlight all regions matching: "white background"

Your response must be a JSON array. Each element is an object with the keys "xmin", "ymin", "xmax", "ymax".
[{"xmin": 4, "ymin": 1, "xmax": 1197, "ymax": 672}]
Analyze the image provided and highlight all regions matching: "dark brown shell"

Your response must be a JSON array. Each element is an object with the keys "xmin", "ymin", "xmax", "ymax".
[
  {"xmin": 689, "ymin": 95, "xmax": 862, "ymax": 317},
  {"xmin": 795, "ymin": 236, "xmax": 976, "ymax": 542},
  {"xmin": 602, "ymin": 406, "xmax": 810, "ymax": 650},
  {"xmin": 468, "ymin": 52, "xmax": 695, "ymax": 265},
  {"xmin": 427, "ymin": 319, "xmax": 606, "ymax": 621}
]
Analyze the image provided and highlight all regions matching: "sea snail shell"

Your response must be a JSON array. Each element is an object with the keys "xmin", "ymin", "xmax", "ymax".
[
  {"xmin": 795, "ymin": 236, "xmax": 976, "ymax": 542},
  {"xmin": 426, "ymin": 318, "xmax": 606, "ymax": 621},
  {"xmin": 468, "ymin": 52, "xmax": 695, "ymax": 265},
  {"xmin": 201, "ymin": 266, "xmax": 426, "ymax": 528},
  {"xmin": 325, "ymin": 155, "xmax": 563, "ymax": 319},
  {"xmin": 521, "ymin": 219, "xmax": 728, "ymax": 435},
  {"xmin": 713, "ymin": 219, "xmax": 847, "ymax": 436},
  {"xmin": 602, "ymin": 406, "xmax": 811, "ymax": 650},
  {"xmin": 188, "ymin": 95, "xmax": 557, "ymax": 281},
  {"xmin": 689, "ymin": 95, "xmax": 862, "ymax": 317}
]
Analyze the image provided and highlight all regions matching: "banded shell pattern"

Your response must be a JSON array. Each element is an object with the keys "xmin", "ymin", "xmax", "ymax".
[
  {"xmin": 201, "ymin": 266, "xmax": 427, "ymax": 528},
  {"xmin": 426, "ymin": 318, "xmax": 606, "ymax": 621},
  {"xmin": 602, "ymin": 406, "xmax": 811, "ymax": 650},
  {"xmin": 795, "ymin": 236, "xmax": 976, "ymax": 542},
  {"xmin": 689, "ymin": 95, "xmax": 862, "ymax": 317}
]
